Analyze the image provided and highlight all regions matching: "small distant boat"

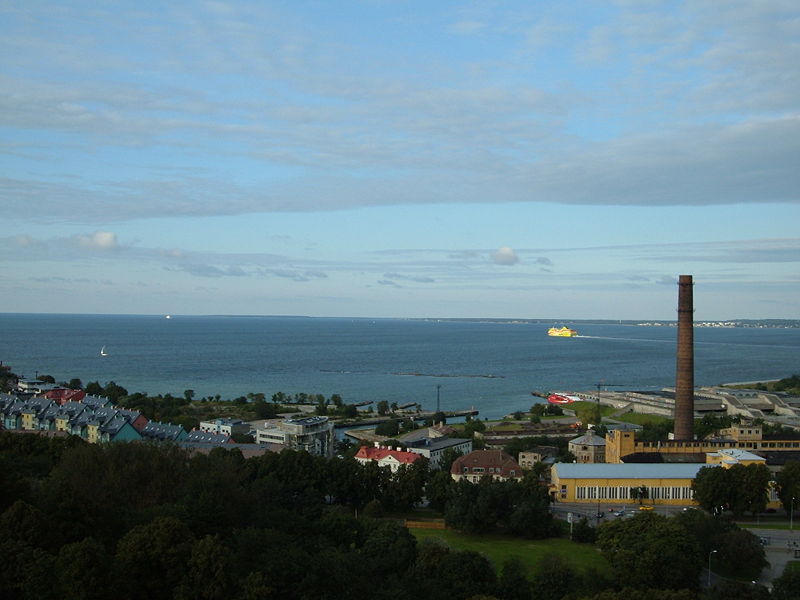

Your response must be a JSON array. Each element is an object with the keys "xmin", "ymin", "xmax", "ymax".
[
  {"xmin": 100, "ymin": 346, "xmax": 108, "ymax": 357},
  {"xmin": 547, "ymin": 393, "xmax": 582, "ymax": 404},
  {"xmin": 165, "ymin": 315, "xmax": 172, "ymax": 319},
  {"xmin": 547, "ymin": 326, "xmax": 578, "ymax": 337}
]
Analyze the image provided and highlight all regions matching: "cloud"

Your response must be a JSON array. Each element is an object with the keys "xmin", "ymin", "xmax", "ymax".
[
  {"xmin": 75, "ymin": 231, "xmax": 118, "ymax": 250},
  {"xmin": 491, "ymin": 247, "xmax": 519, "ymax": 266},
  {"xmin": 534, "ymin": 257, "xmax": 553, "ymax": 266},
  {"xmin": 384, "ymin": 272, "xmax": 435, "ymax": 283},
  {"xmin": 170, "ymin": 264, "xmax": 248, "ymax": 278}
]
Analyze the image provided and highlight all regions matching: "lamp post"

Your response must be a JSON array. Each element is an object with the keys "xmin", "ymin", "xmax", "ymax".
[
  {"xmin": 791, "ymin": 496, "xmax": 795, "ymax": 531},
  {"xmin": 707, "ymin": 549, "xmax": 717, "ymax": 588}
]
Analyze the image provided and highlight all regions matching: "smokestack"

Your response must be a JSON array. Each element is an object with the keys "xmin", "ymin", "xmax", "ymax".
[{"xmin": 674, "ymin": 275, "xmax": 694, "ymax": 440}]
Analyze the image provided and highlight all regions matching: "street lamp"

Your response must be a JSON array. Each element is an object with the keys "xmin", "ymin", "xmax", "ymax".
[
  {"xmin": 707, "ymin": 549, "xmax": 717, "ymax": 588},
  {"xmin": 791, "ymin": 496, "xmax": 795, "ymax": 531}
]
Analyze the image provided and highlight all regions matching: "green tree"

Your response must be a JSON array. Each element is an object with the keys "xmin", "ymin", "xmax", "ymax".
[
  {"xmin": 84, "ymin": 381, "xmax": 103, "ymax": 396},
  {"xmin": 183, "ymin": 389, "xmax": 195, "ymax": 401},
  {"xmin": 772, "ymin": 563, "xmax": 800, "ymax": 600},
  {"xmin": 578, "ymin": 588, "xmax": 699, "ymax": 600},
  {"xmin": 426, "ymin": 470, "xmax": 454, "ymax": 512},
  {"xmin": 115, "ymin": 516, "xmax": 194, "ymax": 600},
  {"xmin": 57, "ymin": 537, "xmax": 110, "ymax": 600},
  {"xmin": 776, "ymin": 460, "xmax": 800, "ymax": 513},
  {"xmin": 375, "ymin": 419, "xmax": 399, "ymax": 437},
  {"xmin": 692, "ymin": 466, "xmax": 732, "ymax": 513},
  {"xmin": 532, "ymin": 554, "xmax": 577, "ymax": 600},
  {"xmin": 597, "ymin": 512, "xmax": 702, "ymax": 590},
  {"xmin": 68, "ymin": 378, "xmax": 83, "ymax": 390},
  {"xmin": 497, "ymin": 558, "xmax": 531, "ymax": 600},
  {"xmin": 377, "ymin": 400, "xmax": 390, "ymax": 416},
  {"xmin": 176, "ymin": 535, "xmax": 233, "ymax": 600}
]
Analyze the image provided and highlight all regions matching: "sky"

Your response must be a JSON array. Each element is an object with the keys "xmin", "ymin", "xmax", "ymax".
[{"xmin": 1, "ymin": 0, "xmax": 798, "ymax": 320}]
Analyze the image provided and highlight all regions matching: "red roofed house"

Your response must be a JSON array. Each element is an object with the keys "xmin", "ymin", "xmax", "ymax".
[
  {"xmin": 43, "ymin": 388, "xmax": 86, "ymax": 405},
  {"xmin": 355, "ymin": 444, "xmax": 423, "ymax": 473},
  {"xmin": 451, "ymin": 449, "xmax": 523, "ymax": 483}
]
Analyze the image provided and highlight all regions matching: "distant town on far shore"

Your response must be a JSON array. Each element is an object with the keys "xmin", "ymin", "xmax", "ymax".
[{"xmin": 415, "ymin": 318, "xmax": 800, "ymax": 329}]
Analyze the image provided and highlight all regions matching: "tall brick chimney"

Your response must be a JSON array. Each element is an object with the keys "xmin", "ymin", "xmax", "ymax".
[{"xmin": 674, "ymin": 275, "xmax": 694, "ymax": 440}]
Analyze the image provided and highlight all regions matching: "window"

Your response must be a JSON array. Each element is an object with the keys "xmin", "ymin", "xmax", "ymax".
[{"xmin": 577, "ymin": 486, "xmax": 587, "ymax": 499}]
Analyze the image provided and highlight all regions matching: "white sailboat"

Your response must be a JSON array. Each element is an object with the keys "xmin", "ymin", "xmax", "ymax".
[{"xmin": 100, "ymin": 345, "xmax": 108, "ymax": 357}]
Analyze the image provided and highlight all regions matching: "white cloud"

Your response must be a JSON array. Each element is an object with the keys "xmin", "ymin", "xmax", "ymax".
[
  {"xmin": 491, "ymin": 247, "xmax": 519, "ymax": 266},
  {"xmin": 76, "ymin": 231, "xmax": 118, "ymax": 250}
]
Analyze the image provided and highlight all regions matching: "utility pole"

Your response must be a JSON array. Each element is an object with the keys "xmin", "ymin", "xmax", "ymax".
[{"xmin": 436, "ymin": 385, "xmax": 441, "ymax": 413}]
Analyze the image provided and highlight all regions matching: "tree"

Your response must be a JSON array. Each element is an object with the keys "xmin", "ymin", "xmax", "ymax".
[
  {"xmin": 597, "ymin": 512, "xmax": 702, "ymax": 590},
  {"xmin": 693, "ymin": 464, "xmax": 771, "ymax": 518},
  {"xmin": 425, "ymin": 470, "xmax": 453, "ymax": 512},
  {"xmin": 572, "ymin": 516, "xmax": 597, "ymax": 543},
  {"xmin": 67, "ymin": 378, "xmax": 83, "ymax": 390},
  {"xmin": 497, "ymin": 558, "xmax": 531, "ymax": 600},
  {"xmin": 176, "ymin": 535, "xmax": 233, "ymax": 600},
  {"xmin": 57, "ymin": 537, "xmax": 110, "ymax": 600},
  {"xmin": 85, "ymin": 381, "xmax": 103, "ymax": 396},
  {"xmin": 772, "ymin": 562, "xmax": 800, "ymax": 600},
  {"xmin": 776, "ymin": 460, "xmax": 800, "ymax": 513},
  {"xmin": 374, "ymin": 419, "xmax": 399, "ymax": 437},
  {"xmin": 115, "ymin": 517, "xmax": 194, "ymax": 600},
  {"xmin": 183, "ymin": 389, "xmax": 195, "ymax": 402},
  {"xmin": 102, "ymin": 381, "xmax": 128, "ymax": 402},
  {"xmin": 532, "ymin": 554, "xmax": 577, "ymax": 600},
  {"xmin": 377, "ymin": 400, "xmax": 390, "ymax": 416}
]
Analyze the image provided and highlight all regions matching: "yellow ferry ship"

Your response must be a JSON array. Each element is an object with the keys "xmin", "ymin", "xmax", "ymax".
[{"xmin": 547, "ymin": 326, "xmax": 578, "ymax": 337}]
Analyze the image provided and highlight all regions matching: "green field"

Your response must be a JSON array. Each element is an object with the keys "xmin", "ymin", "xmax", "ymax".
[
  {"xmin": 408, "ymin": 528, "xmax": 610, "ymax": 578},
  {"xmin": 569, "ymin": 401, "xmax": 617, "ymax": 417},
  {"xmin": 614, "ymin": 412, "xmax": 671, "ymax": 426}
]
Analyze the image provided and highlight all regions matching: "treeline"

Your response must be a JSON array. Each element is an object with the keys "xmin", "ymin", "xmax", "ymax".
[
  {"xmin": 3, "ymin": 432, "xmax": 800, "ymax": 599},
  {"xmin": 0, "ymin": 432, "xmax": 556, "ymax": 600}
]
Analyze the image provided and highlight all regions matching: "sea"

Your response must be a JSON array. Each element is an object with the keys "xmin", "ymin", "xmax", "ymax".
[{"xmin": 1, "ymin": 314, "xmax": 798, "ymax": 420}]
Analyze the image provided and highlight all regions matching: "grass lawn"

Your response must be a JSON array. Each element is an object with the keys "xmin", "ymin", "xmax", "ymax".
[
  {"xmin": 408, "ymin": 528, "xmax": 609, "ymax": 578},
  {"xmin": 569, "ymin": 401, "xmax": 616, "ymax": 417},
  {"xmin": 614, "ymin": 412, "xmax": 671, "ymax": 426}
]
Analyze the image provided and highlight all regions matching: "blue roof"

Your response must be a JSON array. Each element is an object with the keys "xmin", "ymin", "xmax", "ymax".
[{"xmin": 553, "ymin": 462, "xmax": 717, "ymax": 480}]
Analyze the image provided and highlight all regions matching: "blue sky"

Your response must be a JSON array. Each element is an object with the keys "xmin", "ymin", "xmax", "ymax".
[{"xmin": 1, "ymin": 0, "xmax": 798, "ymax": 319}]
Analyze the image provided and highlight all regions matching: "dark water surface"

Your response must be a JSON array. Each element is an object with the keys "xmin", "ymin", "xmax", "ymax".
[{"xmin": 1, "ymin": 314, "xmax": 797, "ymax": 419}]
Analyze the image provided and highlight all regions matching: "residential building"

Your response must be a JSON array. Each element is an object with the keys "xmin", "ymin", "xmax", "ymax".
[
  {"xmin": 518, "ymin": 447, "xmax": 558, "ymax": 469},
  {"xmin": 569, "ymin": 431, "xmax": 606, "ymax": 463},
  {"xmin": 450, "ymin": 450, "xmax": 523, "ymax": 483},
  {"xmin": 186, "ymin": 430, "xmax": 231, "ymax": 444},
  {"xmin": 399, "ymin": 428, "xmax": 473, "ymax": 469},
  {"xmin": 354, "ymin": 444, "xmax": 423, "ymax": 472},
  {"xmin": 255, "ymin": 416, "xmax": 334, "ymax": 457},
  {"xmin": 199, "ymin": 418, "xmax": 250, "ymax": 437},
  {"xmin": 140, "ymin": 421, "xmax": 187, "ymax": 443}
]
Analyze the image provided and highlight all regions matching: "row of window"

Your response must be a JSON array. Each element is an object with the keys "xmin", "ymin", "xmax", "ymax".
[
  {"xmin": 461, "ymin": 466, "xmax": 516, "ymax": 475},
  {"xmin": 574, "ymin": 485, "xmax": 694, "ymax": 501}
]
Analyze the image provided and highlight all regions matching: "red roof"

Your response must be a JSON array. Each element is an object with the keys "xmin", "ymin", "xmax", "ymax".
[
  {"xmin": 451, "ymin": 449, "xmax": 522, "ymax": 478},
  {"xmin": 355, "ymin": 445, "xmax": 421, "ymax": 464},
  {"xmin": 43, "ymin": 388, "xmax": 86, "ymax": 405}
]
